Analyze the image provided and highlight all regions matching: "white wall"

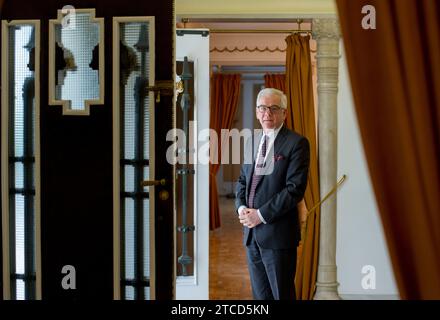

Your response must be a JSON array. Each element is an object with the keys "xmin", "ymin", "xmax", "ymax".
[{"xmin": 336, "ymin": 44, "xmax": 399, "ymax": 299}]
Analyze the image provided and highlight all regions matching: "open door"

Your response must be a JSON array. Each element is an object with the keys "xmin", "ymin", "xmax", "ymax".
[
  {"xmin": 175, "ymin": 29, "xmax": 210, "ymax": 299},
  {"xmin": 1, "ymin": 0, "xmax": 175, "ymax": 300}
]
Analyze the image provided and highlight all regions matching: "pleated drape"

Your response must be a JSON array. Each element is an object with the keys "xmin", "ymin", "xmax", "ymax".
[
  {"xmin": 336, "ymin": 0, "xmax": 440, "ymax": 299},
  {"xmin": 285, "ymin": 34, "xmax": 321, "ymax": 300},
  {"xmin": 209, "ymin": 74, "xmax": 241, "ymax": 230}
]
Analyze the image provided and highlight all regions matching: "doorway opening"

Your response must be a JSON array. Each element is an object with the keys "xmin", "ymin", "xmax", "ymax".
[
  {"xmin": 210, "ymin": 65, "xmax": 284, "ymax": 300},
  {"xmin": 176, "ymin": 19, "xmax": 314, "ymax": 300}
]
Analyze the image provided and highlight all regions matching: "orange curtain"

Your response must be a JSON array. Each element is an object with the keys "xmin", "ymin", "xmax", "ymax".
[
  {"xmin": 264, "ymin": 74, "xmax": 286, "ymax": 93},
  {"xmin": 285, "ymin": 34, "xmax": 320, "ymax": 300},
  {"xmin": 336, "ymin": 0, "xmax": 440, "ymax": 299},
  {"xmin": 209, "ymin": 74, "xmax": 241, "ymax": 230}
]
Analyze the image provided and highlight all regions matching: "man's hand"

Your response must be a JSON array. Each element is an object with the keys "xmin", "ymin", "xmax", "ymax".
[{"xmin": 239, "ymin": 208, "xmax": 262, "ymax": 228}]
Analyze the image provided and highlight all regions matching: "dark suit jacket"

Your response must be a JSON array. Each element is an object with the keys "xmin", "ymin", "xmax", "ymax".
[{"xmin": 235, "ymin": 126, "xmax": 310, "ymax": 249}]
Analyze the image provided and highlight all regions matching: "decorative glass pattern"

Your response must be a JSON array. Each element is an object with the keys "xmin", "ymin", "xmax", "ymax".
[
  {"xmin": 118, "ymin": 21, "xmax": 152, "ymax": 300},
  {"xmin": 54, "ymin": 12, "xmax": 100, "ymax": 110},
  {"xmin": 5, "ymin": 23, "xmax": 37, "ymax": 300}
]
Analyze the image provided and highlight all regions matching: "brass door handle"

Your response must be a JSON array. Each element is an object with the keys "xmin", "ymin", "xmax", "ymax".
[{"xmin": 141, "ymin": 178, "xmax": 166, "ymax": 187}]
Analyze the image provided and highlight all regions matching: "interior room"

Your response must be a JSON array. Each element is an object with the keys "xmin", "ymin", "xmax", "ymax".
[
  {"xmin": 1, "ymin": 0, "xmax": 439, "ymax": 302},
  {"xmin": 174, "ymin": 3, "xmax": 398, "ymax": 300},
  {"xmin": 175, "ymin": 0, "xmax": 440, "ymax": 301}
]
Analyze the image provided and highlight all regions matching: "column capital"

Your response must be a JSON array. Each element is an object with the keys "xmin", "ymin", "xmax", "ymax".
[{"xmin": 312, "ymin": 18, "xmax": 341, "ymax": 40}]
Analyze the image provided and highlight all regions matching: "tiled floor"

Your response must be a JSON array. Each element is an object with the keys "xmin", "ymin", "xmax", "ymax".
[{"xmin": 209, "ymin": 197, "xmax": 253, "ymax": 300}]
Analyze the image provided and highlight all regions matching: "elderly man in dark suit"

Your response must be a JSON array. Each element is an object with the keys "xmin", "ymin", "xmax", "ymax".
[{"xmin": 235, "ymin": 88, "xmax": 310, "ymax": 300}]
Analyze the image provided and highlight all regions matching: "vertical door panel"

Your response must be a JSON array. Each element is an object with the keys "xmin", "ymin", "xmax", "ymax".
[
  {"xmin": 0, "ymin": 0, "xmax": 174, "ymax": 300},
  {"xmin": 1, "ymin": 20, "xmax": 41, "ymax": 300},
  {"xmin": 113, "ymin": 17, "xmax": 156, "ymax": 300}
]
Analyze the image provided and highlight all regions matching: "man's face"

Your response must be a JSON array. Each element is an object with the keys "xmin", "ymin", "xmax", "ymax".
[{"xmin": 256, "ymin": 94, "xmax": 286, "ymax": 131}]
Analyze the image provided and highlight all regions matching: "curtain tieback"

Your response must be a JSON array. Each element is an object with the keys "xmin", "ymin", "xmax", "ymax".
[{"xmin": 300, "ymin": 175, "xmax": 346, "ymax": 240}]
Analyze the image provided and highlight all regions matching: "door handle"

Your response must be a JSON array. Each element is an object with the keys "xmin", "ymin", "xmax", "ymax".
[{"xmin": 141, "ymin": 178, "xmax": 166, "ymax": 187}]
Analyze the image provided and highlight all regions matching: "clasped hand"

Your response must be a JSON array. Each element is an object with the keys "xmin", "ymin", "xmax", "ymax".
[{"xmin": 239, "ymin": 208, "xmax": 262, "ymax": 228}]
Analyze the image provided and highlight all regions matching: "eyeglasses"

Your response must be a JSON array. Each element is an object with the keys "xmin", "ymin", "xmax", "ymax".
[{"xmin": 257, "ymin": 105, "xmax": 284, "ymax": 113}]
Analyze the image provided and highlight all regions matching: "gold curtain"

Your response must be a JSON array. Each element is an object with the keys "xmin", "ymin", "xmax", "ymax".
[
  {"xmin": 336, "ymin": 0, "xmax": 440, "ymax": 299},
  {"xmin": 264, "ymin": 74, "xmax": 286, "ymax": 93},
  {"xmin": 209, "ymin": 74, "xmax": 241, "ymax": 230},
  {"xmin": 285, "ymin": 34, "xmax": 320, "ymax": 300}
]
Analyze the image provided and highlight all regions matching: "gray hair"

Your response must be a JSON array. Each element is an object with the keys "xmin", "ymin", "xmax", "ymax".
[{"xmin": 256, "ymin": 88, "xmax": 287, "ymax": 109}]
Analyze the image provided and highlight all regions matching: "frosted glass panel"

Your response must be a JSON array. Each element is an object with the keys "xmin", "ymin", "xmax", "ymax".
[
  {"xmin": 121, "ymin": 22, "xmax": 151, "ymax": 160},
  {"xmin": 119, "ymin": 20, "xmax": 153, "ymax": 300},
  {"xmin": 9, "ymin": 25, "xmax": 34, "ymax": 157},
  {"xmin": 125, "ymin": 286, "xmax": 135, "ymax": 300},
  {"xmin": 16, "ymin": 280, "xmax": 25, "ymax": 300},
  {"xmin": 5, "ymin": 22, "xmax": 37, "ymax": 300},
  {"xmin": 143, "ymin": 103, "xmax": 150, "ymax": 159},
  {"xmin": 15, "ymin": 195, "xmax": 25, "ymax": 275},
  {"xmin": 143, "ymin": 166, "xmax": 149, "ymax": 181},
  {"xmin": 54, "ymin": 12, "xmax": 100, "ymax": 110},
  {"xmin": 143, "ymin": 199, "xmax": 150, "ymax": 278},
  {"xmin": 124, "ymin": 199, "xmax": 135, "ymax": 280},
  {"xmin": 124, "ymin": 99, "xmax": 136, "ymax": 159},
  {"xmin": 144, "ymin": 287, "xmax": 150, "ymax": 300},
  {"xmin": 15, "ymin": 162, "xmax": 24, "ymax": 189},
  {"xmin": 124, "ymin": 165, "xmax": 135, "ymax": 193}
]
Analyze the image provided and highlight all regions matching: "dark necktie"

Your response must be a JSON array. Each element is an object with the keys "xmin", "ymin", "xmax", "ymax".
[{"xmin": 248, "ymin": 135, "xmax": 268, "ymax": 209}]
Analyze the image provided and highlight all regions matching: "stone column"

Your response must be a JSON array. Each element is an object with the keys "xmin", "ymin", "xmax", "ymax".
[{"xmin": 312, "ymin": 18, "xmax": 341, "ymax": 300}]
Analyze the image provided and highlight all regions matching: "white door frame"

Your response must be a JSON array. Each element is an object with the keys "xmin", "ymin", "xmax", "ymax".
[{"xmin": 175, "ymin": 29, "xmax": 210, "ymax": 300}]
